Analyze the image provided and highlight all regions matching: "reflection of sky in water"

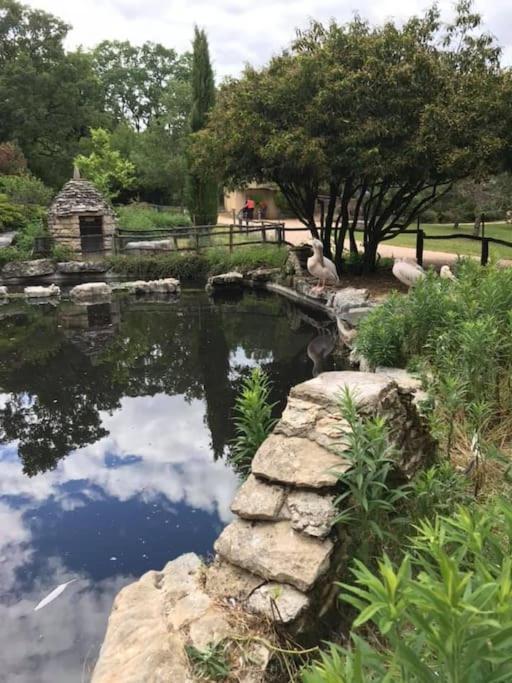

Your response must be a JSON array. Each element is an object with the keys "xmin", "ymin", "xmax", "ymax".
[{"xmin": 0, "ymin": 292, "xmax": 322, "ymax": 682}]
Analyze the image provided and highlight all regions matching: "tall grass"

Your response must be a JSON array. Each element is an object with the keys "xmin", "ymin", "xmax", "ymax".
[
  {"xmin": 108, "ymin": 246, "xmax": 287, "ymax": 280},
  {"xmin": 117, "ymin": 204, "xmax": 191, "ymax": 230}
]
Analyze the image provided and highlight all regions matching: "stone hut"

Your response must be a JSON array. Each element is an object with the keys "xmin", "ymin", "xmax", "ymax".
[{"xmin": 48, "ymin": 174, "xmax": 117, "ymax": 257}]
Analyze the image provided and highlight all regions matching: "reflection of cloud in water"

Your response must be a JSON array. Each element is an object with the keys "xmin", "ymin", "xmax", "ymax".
[
  {"xmin": 0, "ymin": 393, "xmax": 239, "ymax": 524},
  {"xmin": 0, "ymin": 556, "xmax": 132, "ymax": 683},
  {"xmin": 228, "ymin": 345, "xmax": 273, "ymax": 381}
]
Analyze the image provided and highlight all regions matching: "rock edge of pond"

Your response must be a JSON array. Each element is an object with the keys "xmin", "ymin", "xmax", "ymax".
[{"xmin": 91, "ymin": 369, "xmax": 435, "ymax": 683}]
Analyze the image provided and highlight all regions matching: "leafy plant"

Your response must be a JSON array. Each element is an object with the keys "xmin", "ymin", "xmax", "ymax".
[
  {"xmin": 117, "ymin": 203, "xmax": 191, "ymax": 230},
  {"xmin": 230, "ymin": 368, "xmax": 276, "ymax": 477},
  {"xmin": 303, "ymin": 499, "xmax": 512, "ymax": 683},
  {"xmin": 75, "ymin": 128, "xmax": 135, "ymax": 200},
  {"xmin": 186, "ymin": 642, "xmax": 231, "ymax": 680},
  {"xmin": 334, "ymin": 388, "xmax": 410, "ymax": 562}
]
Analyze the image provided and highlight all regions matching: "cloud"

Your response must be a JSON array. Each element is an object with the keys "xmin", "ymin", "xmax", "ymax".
[{"xmin": 21, "ymin": 0, "xmax": 512, "ymax": 77}]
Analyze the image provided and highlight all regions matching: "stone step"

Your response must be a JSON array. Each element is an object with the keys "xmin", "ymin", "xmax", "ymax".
[
  {"xmin": 251, "ymin": 434, "xmax": 348, "ymax": 488},
  {"xmin": 290, "ymin": 371, "xmax": 392, "ymax": 410},
  {"xmin": 214, "ymin": 519, "xmax": 333, "ymax": 592}
]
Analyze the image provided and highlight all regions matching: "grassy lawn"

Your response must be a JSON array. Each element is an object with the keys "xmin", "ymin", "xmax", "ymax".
[{"xmin": 388, "ymin": 222, "xmax": 512, "ymax": 260}]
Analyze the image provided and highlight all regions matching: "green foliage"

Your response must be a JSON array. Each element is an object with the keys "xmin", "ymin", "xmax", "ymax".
[
  {"xmin": 304, "ymin": 498, "xmax": 512, "ymax": 682},
  {"xmin": 196, "ymin": 4, "xmax": 510, "ymax": 270},
  {"xmin": 0, "ymin": 173, "xmax": 53, "ymax": 206},
  {"xmin": 187, "ymin": 27, "xmax": 218, "ymax": 226},
  {"xmin": 408, "ymin": 462, "xmax": 470, "ymax": 520},
  {"xmin": 230, "ymin": 368, "xmax": 276, "ymax": 478},
  {"xmin": 75, "ymin": 128, "xmax": 135, "ymax": 200},
  {"xmin": 0, "ymin": 193, "xmax": 25, "ymax": 231},
  {"xmin": 13, "ymin": 218, "xmax": 46, "ymax": 253},
  {"xmin": 334, "ymin": 388, "xmax": 410, "ymax": 561},
  {"xmin": 0, "ymin": 246, "xmax": 22, "ymax": 267},
  {"xmin": 117, "ymin": 204, "xmax": 191, "ymax": 230},
  {"xmin": 108, "ymin": 246, "xmax": 287, "ymax": 280},
  {"xmin": 186, "ymin": 642, "xmax": 230, "ymax": 680}
]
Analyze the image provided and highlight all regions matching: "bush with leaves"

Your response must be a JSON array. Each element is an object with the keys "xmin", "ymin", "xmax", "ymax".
[
  {"xmin": 334, "ymin": 388, "xmax": 410, "ymax": 563},
  {"xmin": 117, "ymin": 204, "xmax": 191, "ymax": 230},
  {"xmin": 229, "ymin": 368, "xmax": 276, "ymax": 478},
  {"xmin": 303, "ymin": 498, "xmax": 512, "ymax": 683}
]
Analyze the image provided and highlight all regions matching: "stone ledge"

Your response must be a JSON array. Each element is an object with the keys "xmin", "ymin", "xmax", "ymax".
[
  {"xmin": 214, "ymin": 519, "xmax": 333, "ymax": 592},
  {"xmin": 251, "ymin": 434, "xmax": 348, "ymax": 488},
  {"xmin": 247, "ymin": 583, "xmax": 309, "ymax": 624},
  {"xmin": 231, "ymin": 475, "xmax": 286, "ymax": 520}
]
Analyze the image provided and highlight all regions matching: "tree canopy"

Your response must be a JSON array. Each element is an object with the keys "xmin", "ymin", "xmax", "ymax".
[{"xmin": 194, "ymin": 2, "xmax": 511, "ymax": 269}]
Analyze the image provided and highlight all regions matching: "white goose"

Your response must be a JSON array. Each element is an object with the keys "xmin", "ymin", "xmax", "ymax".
[
  {"xmin": 392, "ymin": 259, "xmax": 426, "ymax": 288},
  {"xmin": 307, "ymin": 239, "xmax": 340, "ymax": 292}
]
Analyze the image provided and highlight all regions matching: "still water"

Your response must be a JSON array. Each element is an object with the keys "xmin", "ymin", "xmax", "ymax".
[{"xmin": 0, "ymin": 289, "xmax": 338, "ymax": 682}]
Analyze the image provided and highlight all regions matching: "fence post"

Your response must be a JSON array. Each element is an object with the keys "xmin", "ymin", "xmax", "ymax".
[
  {"xmin": 481, "ymin": 238, "xmax": 489, "ymax": 266},
  {"xmin": 232, "ymin": 209, "xmax": 236, "ymax": 226},
  {"xmin": 229, "ymin": 224, "xmax": 234, "ymax": 253},
  {"xmin": 195, "ymin": 226, "xmax": 200, "ymax": 252},
  {"xmin": 481, "ymin": 212, "xmax": 486, "ymax": 240},
  {"xmin": 416, "ymin": 229, "xmax": 424, "ymax": 267},
  {"xmin": 262, "ymin": 224, "xmax": 267, "ymax": 243}
]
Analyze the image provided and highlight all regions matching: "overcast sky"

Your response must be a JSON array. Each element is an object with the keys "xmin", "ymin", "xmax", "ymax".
[{"xmin": 23, "ymin": 0, "xmax": 512, "ymax": 77}]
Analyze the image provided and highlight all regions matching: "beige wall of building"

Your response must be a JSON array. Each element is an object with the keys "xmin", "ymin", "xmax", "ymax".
[{"xmin": 223, "ymin": 185, "xmax": 280, "ymax": 220}]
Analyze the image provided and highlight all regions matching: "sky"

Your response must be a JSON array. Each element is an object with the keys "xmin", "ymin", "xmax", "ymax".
[{"xmin": 21, "ymin": 0, "xmax": 512, "ymax": 77}]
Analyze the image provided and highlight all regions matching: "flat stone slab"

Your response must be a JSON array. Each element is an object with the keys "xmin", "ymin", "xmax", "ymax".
[
  {"xmin": 338, "ymin": 305, "xmax": 376, "ymax": 328},
  {"xmin": 327, "ymin": 287, "xmax": 370, "ymax": 314},
  {"xmin": 214, "ymin": 519, "xmax": 333, "ymax": 592},
  {"xmin": 284, "ymin": 490, "xmax": 337, "ymax": 538},
  {"xmin": 291, "ymin": 371, "xmax": 392, "ymax": 411},
  {"xmin": 205, "ymin": 559, "xmax": 264, "ymax": 601},
  {"xmin": 231, "ymin": 475, "xmax": 286, "ymax": 520},
  {"xmin": 247, "ymin": 583, "xmax": 309, "ymax": 624},
  {"xmin": 24, "ymin": 285, "xmax": 60, "ymax": 299},
  {"xmin": 57, "ymin": 260, "xmax": 110, "ymax": 274},
  {"xmin": 208, "ymin": 271, "xmax": 243, "ymax": 287},
  {"xmin": 2, "ymin": 258, "xmax": 55, "ymax": 279},
  {"xmin": 251, "ymin": 434, "xmax": 348, "ymax": 488},
  {"xmin": 275, "ymin": 397, "xmax": 322, "ymax": 438},
  {"xmin": 69, "ymin": 282, "xmax": 112, "ymax": 302},
  {"xmin": 375, "ymin": 367, "xmax": 423, "ymax": 393}
]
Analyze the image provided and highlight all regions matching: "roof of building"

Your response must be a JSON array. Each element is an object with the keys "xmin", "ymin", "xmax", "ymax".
[{"xmin": 49, "ymin": 179, "xmax": 114, "ymax": 217}]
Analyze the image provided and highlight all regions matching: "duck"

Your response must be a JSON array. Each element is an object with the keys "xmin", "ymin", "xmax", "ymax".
[
  {"xmin": 307, "ymin": 239, "xmax": 340, "ymax": 293},
  {"xmin": 440, "ymin": 265, "xmax": 456, "ymax": 281},
  {"xmin": 392, "ymin": 259, "xmax": 426, "ymax": 288}
]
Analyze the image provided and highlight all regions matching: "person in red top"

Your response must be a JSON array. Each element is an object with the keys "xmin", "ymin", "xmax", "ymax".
[{"xmin": 246, "ymin": 198, "xmax": 255, "ymax": 220}]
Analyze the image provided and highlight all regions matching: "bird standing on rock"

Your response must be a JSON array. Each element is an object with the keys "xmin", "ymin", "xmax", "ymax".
[
  {"xmin": 392, "ymin": 259, "xmax": 426, "ymax": 288},
  {"xmin": 307, "ymin": 239, "xmax": 340, "ymax": 293}
]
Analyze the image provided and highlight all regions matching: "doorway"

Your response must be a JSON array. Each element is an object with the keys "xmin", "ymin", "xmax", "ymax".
[{"xmin": 79, "ymin": 216, "xmax": 104, "ymax": 254}]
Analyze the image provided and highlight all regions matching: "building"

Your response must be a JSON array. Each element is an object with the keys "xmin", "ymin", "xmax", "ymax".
[
  {"xmin": 223, "ymin": 183, "xmax": 280, "ymax": 220},
  {"xmin": 48, "ymin": 172, "xmax": 117, "ymax": 257}
]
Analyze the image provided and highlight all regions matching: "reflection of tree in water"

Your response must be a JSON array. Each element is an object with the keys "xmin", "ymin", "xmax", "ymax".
[{"xmin": 0, "ymin": 293, "xmax": 316, "ymax": 477}]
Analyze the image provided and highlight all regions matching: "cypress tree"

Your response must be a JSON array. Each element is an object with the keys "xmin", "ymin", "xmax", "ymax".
[{"xmin": 187, "ymin": 27, "xmax": 218, "ymax": 226}]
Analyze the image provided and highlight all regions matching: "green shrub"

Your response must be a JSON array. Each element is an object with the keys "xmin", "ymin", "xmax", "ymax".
[
  {"xmin": 303, "ymin": 498, "xmax": 512, "ymax": 683},
  {"xmin": 0, "ymin": 194, "xmax": 25, "ymax": 231},
  {"xmin": 109, "ymin": 245, "xmax": 287, "ymax": 280},
  {"xmin": 117, "ymin": 204, "xmax": 191, "ymax": 230},
  {"xmin": 0, "ymin": 246, "xmax": 22, "ymax": 268},
  {"xmin": 13, "ymin": 219, "xmax": 46, "ymax": 254},
  {"xmin": 0, "ymin": 174, "xmax": 53, "ymax": 206},
  {"xmin": 334, "ymin": 388, "xmax": 410, "ymax": 562},
  {"xmin": 229, "ymin": 368, "xmax": 276, "ymax": 478}
]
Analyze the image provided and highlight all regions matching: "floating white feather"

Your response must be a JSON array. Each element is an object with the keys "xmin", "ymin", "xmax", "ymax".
[{"xmin": 34, "ymin": 579, "xmax": 76, "ymax": 612}]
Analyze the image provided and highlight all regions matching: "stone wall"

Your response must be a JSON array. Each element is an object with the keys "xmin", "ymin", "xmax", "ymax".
[
  {"xmin": 48, "ymin": 212, "xmax": 117, "ymax": 257},
  {"xmin": 92, "ymin": 370, "xmax": 434, "ymax": 683}
]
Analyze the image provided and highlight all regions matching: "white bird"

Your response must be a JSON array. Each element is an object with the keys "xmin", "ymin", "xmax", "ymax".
[
  {"xmin": 392, "ymin": 259, "xmax": 426, "ymax": 288},
  {"xmin": 440, "ymin": 265, "xmax": 456, "ymax": 281},
  {"xmin": 307, "ymin": 239, "xmax": 340, "ymax": 293}
]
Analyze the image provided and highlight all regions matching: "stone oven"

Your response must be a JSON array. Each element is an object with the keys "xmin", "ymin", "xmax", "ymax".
[{"xmin": 48, "ymin": 173, "xmax": 117, "ymax": 257}]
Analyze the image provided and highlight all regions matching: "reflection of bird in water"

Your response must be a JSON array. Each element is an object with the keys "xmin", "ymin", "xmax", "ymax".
[
  {"xmin": 307, "ymin": 334, "xmax": 336, "ymax": 377},
  {"xmin": 307, "ymin": 239, "xmax": 339, "ymax": 293},
  {"xmin": 440, "ymin": 265, "xmax": 456, "ymax": 281},
  {"xmin": 392, "ymin": 259, "xmax": 426, "ymax": 288}
]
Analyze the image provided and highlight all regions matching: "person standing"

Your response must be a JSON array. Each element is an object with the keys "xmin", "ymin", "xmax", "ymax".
[{"xmin": 246, "ymin": 197, "xmax": 255, "ymax": 220}]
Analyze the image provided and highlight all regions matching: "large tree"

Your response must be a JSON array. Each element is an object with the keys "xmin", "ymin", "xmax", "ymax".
[
  {"xmin": 92, "ymin": 40, "xmax": 191, "ymax": 132},
  {"xmin": 0, "ymin": 0, "xmax": 105, "ymax": 186},
  {"xmin": 187, "ymin": 27, "xmax": 218, "ymax": 226},
  {"xmin": 194, "ymin": 3, "xmax": 510, "ymax": 270}
]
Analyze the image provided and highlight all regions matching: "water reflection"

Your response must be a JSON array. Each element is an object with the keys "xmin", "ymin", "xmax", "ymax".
[
  {"xmin": 0, "ymin": 291, "xmax": 335, "ymax": 682},
  {"xmin": 307, "ymin": 333, "xmax": 337, "ymax": 377}
]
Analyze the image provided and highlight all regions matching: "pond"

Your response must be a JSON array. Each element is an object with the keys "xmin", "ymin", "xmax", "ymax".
[{"xmin": 0, "ymin": 289, "xmax": 340, "ymax": 683}]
